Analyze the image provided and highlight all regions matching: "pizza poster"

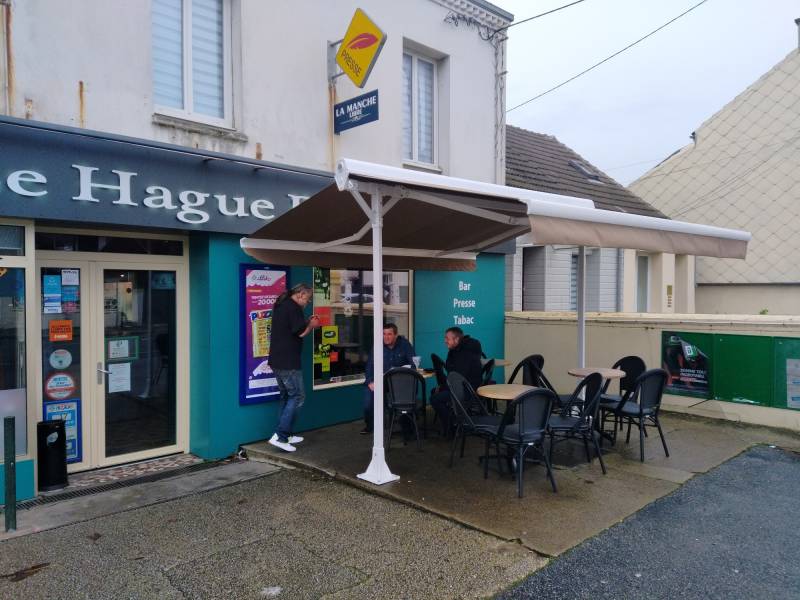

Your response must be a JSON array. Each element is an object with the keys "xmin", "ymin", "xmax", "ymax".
[{"xmin": 240, "ymin": 265, "xmax": 287, "ymax": 405}]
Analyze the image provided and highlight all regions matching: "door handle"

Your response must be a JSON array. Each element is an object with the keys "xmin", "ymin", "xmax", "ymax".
[{"xmin": 97, "ymin": 362, "xmax": 110, "ymax": 384}]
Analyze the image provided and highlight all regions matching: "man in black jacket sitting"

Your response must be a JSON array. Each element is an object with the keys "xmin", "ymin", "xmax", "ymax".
[{"xmin": 430, "ymin": 327, "xmax": 484, "ymax": 435}]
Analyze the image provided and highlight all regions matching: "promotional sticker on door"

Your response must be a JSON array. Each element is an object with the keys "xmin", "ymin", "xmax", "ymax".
[
  {"xmin": 44, "ymin": 399, "xmax": 82, "ymax": 463},
  {"xmin": 240, "ymin": 265, "xmax": 287, "ymax": 405}
]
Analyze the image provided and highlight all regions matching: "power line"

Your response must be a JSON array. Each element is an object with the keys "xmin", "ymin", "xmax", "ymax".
[
  {"xmin": 493, "ymin": 0, "xmax": 590, "ymax": 37},
  {"xmin": 506, "ymin": 0, "xmax": 712, "ymax": 113}
]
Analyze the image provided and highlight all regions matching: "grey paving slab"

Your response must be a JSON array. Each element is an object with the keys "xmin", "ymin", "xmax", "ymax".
[
  {"xmin": 499, "ymin": 446, "xmax": 800, "ymax": 600},
  {"xmin": 0, "ymin": 469, "xmax": 545, "ymax": 600},
  {"xmin": 1, "ymin": 460, "xmax": 279, "ymax": 541}
]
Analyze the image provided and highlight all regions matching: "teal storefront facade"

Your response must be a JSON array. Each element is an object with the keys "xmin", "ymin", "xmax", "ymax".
[
  {"xmin": 0, "ymin": 116, "xmax": 509, "ymax": 502},
  {"xmin": 188, "ymin": 232, "xmax": 506, "ymax": 460}
]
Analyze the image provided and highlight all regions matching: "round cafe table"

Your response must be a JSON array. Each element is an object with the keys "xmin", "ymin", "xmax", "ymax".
[
  {"xmin": 477, "ymin": 383, "xmax": 535, "ymax": 401},
  {"xmin": 568, "ymin": 367, "xmax": 625, "ymax": 380}
]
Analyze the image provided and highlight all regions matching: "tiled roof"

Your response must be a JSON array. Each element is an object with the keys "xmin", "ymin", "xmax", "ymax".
[
  {"xmin": 629, "ymin": 50, "xmax": 800, "ymax": 284},
  {"xmin": 505, "ymin": 125, "xmax": 666, "ymax": 218}
]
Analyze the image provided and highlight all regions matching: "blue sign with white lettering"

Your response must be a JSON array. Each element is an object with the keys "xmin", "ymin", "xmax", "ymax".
[{"xmin": 334, "ymin": 90, "xmax": 379, "ymax": 134}]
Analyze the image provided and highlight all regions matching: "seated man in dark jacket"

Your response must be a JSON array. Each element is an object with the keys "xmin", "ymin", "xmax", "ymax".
[
  {"xmin": 430, "ymin": 327, "xmax": 484, "ymax": 435},
  {"xmin": 362, "ymin": 322, "xmax": 416, "ymax": 434}
]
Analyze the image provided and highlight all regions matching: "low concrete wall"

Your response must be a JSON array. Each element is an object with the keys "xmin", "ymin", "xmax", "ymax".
[
  {"xmin": 504, "ymin": 311, "xmax": 800, "ymax": 432},
  {"xmin": 697, "ymin": 284, "xmax": 800, "ymax": 316}
]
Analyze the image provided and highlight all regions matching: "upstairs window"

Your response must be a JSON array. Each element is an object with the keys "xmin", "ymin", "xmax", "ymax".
[
  {"xmin": 152, "ymin": 0, "xmax": 232, "ymax": 126},
  {"xmin": 402, "ymin": 52, "xmax": 437, "ymax": 165}
]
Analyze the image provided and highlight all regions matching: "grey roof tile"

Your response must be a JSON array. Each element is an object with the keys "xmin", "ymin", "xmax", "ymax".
[{"xmin": 505, "ymin": 125, "xmax": 666, "ymax": 218}]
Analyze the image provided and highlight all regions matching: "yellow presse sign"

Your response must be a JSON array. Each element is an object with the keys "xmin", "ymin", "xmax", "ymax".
[{"xmin": 336, "ymin": 8, "xmax": 387, "ymax": 88}]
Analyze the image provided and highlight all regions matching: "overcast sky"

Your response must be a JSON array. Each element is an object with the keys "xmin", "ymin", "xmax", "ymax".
[{"xmin": 499, "ymin": 0, "xmax": 799, "ymax": 184}]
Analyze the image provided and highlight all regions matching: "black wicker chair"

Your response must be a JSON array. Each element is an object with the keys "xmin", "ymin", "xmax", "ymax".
[
  {"xmin": 610, "ymin": 368, "xmax": 670, "ymax": 462},
  {"xmin": 496, "ymin": 387, "xmax": 558, "ymax": 497},
  {"xmin": 548, "ymin": 372, "xmax": 607, "ymax": 475},
  {"xmin": 384, "ymin": 367, "xmax": 426, "ymax": 450}
]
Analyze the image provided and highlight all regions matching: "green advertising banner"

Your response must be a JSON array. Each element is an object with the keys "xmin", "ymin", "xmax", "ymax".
[{"xmin": 661, "ymin": 331, "xmax": 713, "ymax": 398}]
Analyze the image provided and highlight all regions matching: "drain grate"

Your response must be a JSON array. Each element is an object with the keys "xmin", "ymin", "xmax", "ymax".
[{"xmin": 2, "ymin": 460, "xmax": 228, "ymax": 512}]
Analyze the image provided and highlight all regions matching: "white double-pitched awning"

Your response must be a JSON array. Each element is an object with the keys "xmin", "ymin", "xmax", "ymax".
[
  {"xmin": 240, "ymin": 158, "xmax": 750, "ymax": 487},
  {"xmin": 242, "ymin": 158, "xmax": 750, "ymax": 266}
]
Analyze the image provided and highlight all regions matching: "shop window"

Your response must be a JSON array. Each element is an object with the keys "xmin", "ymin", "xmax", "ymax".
[
  {"xmin": 402, "ymin": 51, "xmax": 437, "ymax": 165},
  {"xmin": 312, "ymin": 268, "xmax": 410, "ymax": 386},
  {"xmin": 36, "ymin": 233, "xmax": 183, "ymax": 256},
  {"xmin": 0, "ymin": 225, "xmax": 25, "ymax": 256},
  {"xmin": 152, "ymin": 0, "xmax": 232, "ymax": 126},
  {"xmin": 0, "ymin": 267, "xmax": 27, "ymax": 455}
]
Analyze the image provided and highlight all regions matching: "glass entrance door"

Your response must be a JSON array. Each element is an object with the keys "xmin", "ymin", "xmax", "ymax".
[
  {"xmin": 37, "ymin": 259, "xmax": 185, "ymax": 470},
  {"xmin": 100, "ymin": 268, "xmax": 177, "ymax": 459},
  {"xmin": 39, "ymin": 263, "xmax": 89, "ymax": 469}
]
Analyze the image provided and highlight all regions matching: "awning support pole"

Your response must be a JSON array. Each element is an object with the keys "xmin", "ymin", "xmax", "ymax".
[
  {"xmin": 577, "ymin": 246, "xmax": 586, "ymax": 369},
  {"xmin": 358, "ymin": 186, "xmax": 400, "ymax": 485}
]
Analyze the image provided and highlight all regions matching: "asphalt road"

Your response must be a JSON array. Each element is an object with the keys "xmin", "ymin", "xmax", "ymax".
[{"xmin": 499, "ymin": 445, "xmax": 800, "ymax": 600}]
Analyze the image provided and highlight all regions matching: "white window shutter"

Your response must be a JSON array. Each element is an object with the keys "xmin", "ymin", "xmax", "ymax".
[
  {"xmin": 416, "ymin": 59, "xmax": 435, "ymax": 164},
  {"xmin": 570, "ymin": 254, "xmax": 578, "ymax": 311},
  {"xmin": 152, "ymin": 0, "xmax": 184, "ymax": 109},
  {"xmin": 402, "ymin": 54, "xmax": 413, "ymax": 160},
  {"xmin": 191, "ymin": 0, "xmax": 225, "ymax": 118}
]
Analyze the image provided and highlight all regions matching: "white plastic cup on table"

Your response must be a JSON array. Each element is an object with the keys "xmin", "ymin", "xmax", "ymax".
[{"xmin": 412, "ymin": 356, "xmax": 422, "ymax": 369}]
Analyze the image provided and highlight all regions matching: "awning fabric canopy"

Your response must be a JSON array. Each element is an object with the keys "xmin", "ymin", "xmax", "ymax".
[
  {"xmin": 526, "ymin": 204, "xmax": 750, "ymax": 259},
  {"xmin": 242, "ymin": 158, "xmax": 750, "ymax": 266},
  {"xmin": 239, "ymin": 157, "xmax": 750, "ymax": 487}
]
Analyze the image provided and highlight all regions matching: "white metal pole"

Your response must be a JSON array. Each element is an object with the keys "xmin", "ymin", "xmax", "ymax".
[
  {"xmin": 358, "ymin": 188, "xmax": 400, "ymax": 485},
  {"xmin": 577, "ymin": 246, "xmax": 586, "ymax": 368}
]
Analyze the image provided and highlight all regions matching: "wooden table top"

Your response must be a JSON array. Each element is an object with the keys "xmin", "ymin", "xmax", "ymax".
[
  {"xmin": 477, "ymin": 383, "xmax": 536, "ymax": 400},
  {"xmin": 568, "ymin": 367, "xmax": 625, "ymax": 379},
  {"xmin": 481, "ymin": 358, "xmax": 511, "ymax": 367}
]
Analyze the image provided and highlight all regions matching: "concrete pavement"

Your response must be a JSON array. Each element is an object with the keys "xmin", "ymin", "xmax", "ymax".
[
  {"xmin": 244, "ymin": 413, "xmax": 800, "ymax": 556},
  {"xmin": 0, "ymin": 467, "xmax": 545, "ymax": 599}
]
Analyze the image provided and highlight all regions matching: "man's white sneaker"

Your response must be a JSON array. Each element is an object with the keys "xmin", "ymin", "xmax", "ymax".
[
  {"xmin": 268, "ymin": 434, "xmax": 296, "ymax": 452},
  {"xmin": 288, "ymin": 436, "xmax": 304, "ymax": 444}
]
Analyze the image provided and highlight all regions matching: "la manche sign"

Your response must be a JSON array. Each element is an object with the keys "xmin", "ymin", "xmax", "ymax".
[{"xmin": 1, "ymin": 165, "xmax": 310, "ymax": 225}]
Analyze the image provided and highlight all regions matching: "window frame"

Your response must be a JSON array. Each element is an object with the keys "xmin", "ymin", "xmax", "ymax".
[
  {"xmin": 0, "ymin": 219, "xmax": 35, "ymax": 461},
  {"xmin": 402, "ymin": 50, "xmax": 439, "ymax": 169},
  {"xmin": 311, "ymin": 268, "xmax": 414, "ymax": 390},
  {"xmin": 152, "ymin": 0, "xmax": 234, "ymax": 129}
]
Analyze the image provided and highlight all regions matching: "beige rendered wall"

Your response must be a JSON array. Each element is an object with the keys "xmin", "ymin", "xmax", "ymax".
[
  {"xmin": 697, "ymin": 285, "xmax": 800, "ymax": 315},
  {"xmin": 504, "ymin": 312, "xmax": 800, "ymax": 432}
]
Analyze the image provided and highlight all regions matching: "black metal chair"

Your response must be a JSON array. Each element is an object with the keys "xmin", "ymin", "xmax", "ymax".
[
  {"xmin": 481, "ymin": 359, "xmax": 496, "ymax": 386},
  {"xmin": 496, "ymin": 388, "xmax": 558, "ymax": 497},
  {"xmin": 384, "ymin": 367, "xmax": 426, "ymax": 450},
  {"xmin": 445, "ymin": 372, "xmax": 501, "ymax": 467},
  {"xmin": 611, "ymin": 368, "xmax": 670, "ymax": 462},
  {"xmin": 599, "ymin": 356, "xmax": 646, "ymax": 439},
  {"xmin": 507, "ymin": 354, "xmax": 544, "ymax": 385},
  {"xmin": 548, "ymin": 372, "xmax": 607, "ymax": 475},
  {"xmin": 431, "ymin": 353, "xmax": 448, "ymax": 391},
  {"xmin": 526, "ymin": 360, "xmax": 573, "ymax": 411},
  {"xmin": 480, "ymin": 358, "xmax": 497, "ymax": 412}
]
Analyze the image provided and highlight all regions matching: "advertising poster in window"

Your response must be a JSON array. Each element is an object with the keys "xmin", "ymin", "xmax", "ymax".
[
  {"xmin": 44, "ymin": 399, "xmax": 82, "ymax": 463},
  {"xmin": 240, "ymin": 265, "xmax": 287, "ymax": 405},
  {"xmin": 661, "ymin": 331, "xmax": 712, "ymax": 398}
]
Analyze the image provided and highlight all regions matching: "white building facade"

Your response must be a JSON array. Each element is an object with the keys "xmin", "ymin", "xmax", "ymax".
[{"xmin": 0, "ymin": 0, "xmax": 513, "ymax": 500}]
